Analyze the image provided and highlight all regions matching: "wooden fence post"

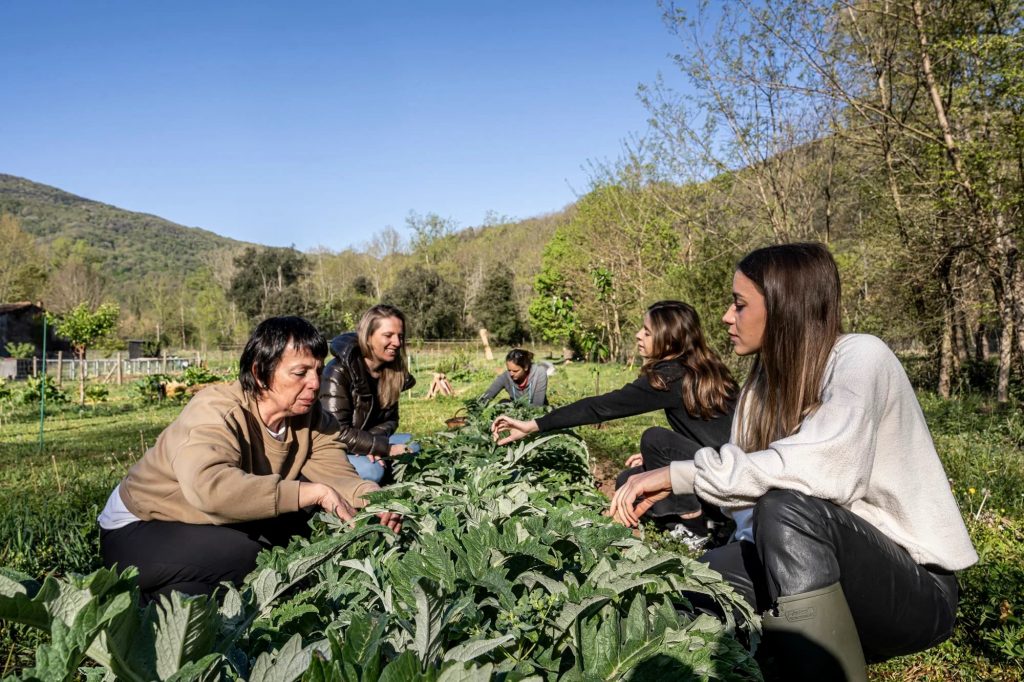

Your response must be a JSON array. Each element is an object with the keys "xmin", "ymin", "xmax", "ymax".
[
  {"xmin": 161, "ymin": 353, "xmax": 167, "ymax": 374},
  {"xmin": 32, "ymin": 356, "xmax": 38, "ymax": 378},
  {"xmin": 479, "ymin": 328, "xmax": 494, "ymax": 361},
  {"xmin": 56, "ymin": 351, "xmax": 63, "ymax": 385},
  {"xmin": 116, "ymin": 352, "xmax": 123, "ymax": 385}
]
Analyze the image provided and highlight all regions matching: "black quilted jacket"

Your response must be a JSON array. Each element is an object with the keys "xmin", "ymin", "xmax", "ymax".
[{"xmin": 318, "ymin": 333, "xmax": 416, "ymax": 457}]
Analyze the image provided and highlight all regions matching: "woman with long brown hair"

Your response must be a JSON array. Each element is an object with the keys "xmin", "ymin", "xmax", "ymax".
[
  {"xmin": 610, "ymin": 244, "xmax": 977, "ymax": 680},
  {"xmin": 492, "ymin": 300, "xmax": 737, "ymax": 544},
  {"xmin": 319, "ymin": 304, "xmax": 417, "ymax": 483}
]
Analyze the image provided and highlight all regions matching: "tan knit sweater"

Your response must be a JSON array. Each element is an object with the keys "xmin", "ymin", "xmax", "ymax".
[{"xmin": 119, "ymin": 382, "xmax": 377, "ymax": 525}]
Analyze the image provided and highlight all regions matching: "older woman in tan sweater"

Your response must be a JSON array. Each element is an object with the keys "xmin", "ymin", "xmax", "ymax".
[{"xmin": 98, "ymin": 316, "xmax": 401, "ymax": 603}]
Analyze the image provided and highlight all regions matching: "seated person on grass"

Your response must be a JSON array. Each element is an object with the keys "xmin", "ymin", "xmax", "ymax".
[
  {"xmin": 319, "ymin": 304, "xmax": 418, "ymax": 484},
  {"xmin": 99, "ymin": 316, "xmax": 401, "ymax": 604}
]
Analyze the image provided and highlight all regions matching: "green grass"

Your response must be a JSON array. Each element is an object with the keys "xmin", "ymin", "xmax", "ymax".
[{"xmin": 0, "ymin": 360, "xmax": 1021, "ymax": 680}]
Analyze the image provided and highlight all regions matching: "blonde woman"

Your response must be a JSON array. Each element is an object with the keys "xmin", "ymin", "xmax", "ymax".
[
  {"xmin": 319, "ymin": 304, "xmax": 417, "ymax": 483},
  {"xmin": 610, "ymin": 244, "xmax": 977, "ymax": 680}
]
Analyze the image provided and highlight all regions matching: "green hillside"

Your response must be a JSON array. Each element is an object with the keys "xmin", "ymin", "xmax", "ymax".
[{"xmin": 0, "ymin": 173, "xmax": 252, "ymax": 281}]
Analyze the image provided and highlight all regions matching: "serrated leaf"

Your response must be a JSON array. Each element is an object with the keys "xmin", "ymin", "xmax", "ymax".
[
  {"xmin": 378, "ymin": 651, "xmax": 431, "ymax": 682},
  {"xmin": 553, "ymin": 595, "xmax": 612, "ymax": 633},
  {"xmin": 163, "ymin": 652, "xmax": 225, "ymax": 682},
  {"xmin": 441, "ymin": 634, "xmax": 514, "ymax": 663},
  {"xmin": 249, "ymin": 633, "xmax": 315, "ymax": 682},
  {"xmin": 411, "ymin": 581, "xmax": 447, "ymax": 666},
  {"xmin": 340, "ymin": 612, "xmax": 387, "ymax": 680},
  {"xmin": 436, "ymin": 661, "xmax": 494, "ymax": 681},
  {"xmin": 515, "ymin": 571, "xmax": 567, "ymax": 596},
  {"xmin": 153, "ymin": 591, "xmax": 219, "ymax": 679}
]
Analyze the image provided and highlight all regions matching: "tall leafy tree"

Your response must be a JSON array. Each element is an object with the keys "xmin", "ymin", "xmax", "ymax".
[
  {"xmin": 0, "ymin": 214, "xmax": 46, "ymax": 302},
  {"xmin": 385, "ymin": 265, "xmax": 464, "ymax": 339},
  {"xmin": 48, "ymin": 302, "xmax": 119, "ymax": 404},
  {"xmin": 528, "ymin": 178, "xmax": 681, "ymax": 361},
  {"xmin": 472, "ymin": 264, "xmax": 524, "ymax": 344},
  {"xmin": 228, "ymin": 247, "xmax": 310, "ymax": 322}
]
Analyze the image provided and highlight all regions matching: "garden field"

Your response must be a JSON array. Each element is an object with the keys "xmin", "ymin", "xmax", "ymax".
[{"xmin": 0, "ymin": 356, "xmax": 1021, "ymax": 680}]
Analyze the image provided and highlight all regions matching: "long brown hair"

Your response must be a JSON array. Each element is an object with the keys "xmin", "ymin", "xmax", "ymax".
[
  {"xmin": 357, "ymin": 304, "xmax": 409, "ymax": 408},
  {"xmin": 640, "ymin": 300, "xmax": 736, "ymax": 419},
  {"xmin": 735, "ymin": 243, "xmax": 843, "ymax": 451}
]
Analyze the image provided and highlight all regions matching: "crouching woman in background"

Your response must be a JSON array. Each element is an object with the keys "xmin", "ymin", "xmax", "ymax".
[{"xmin": 98, "ymin": 316, "xmax": 401, "ymax": 604}]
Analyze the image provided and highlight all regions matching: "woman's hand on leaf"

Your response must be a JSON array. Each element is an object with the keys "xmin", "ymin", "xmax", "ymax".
[
  {"xmin": 490, "ymin": 416, "xmax": 539, "ymax": 445},
  {"xmin": 608, "ymin": 467, "xmax": 672, "ymax": 528}
]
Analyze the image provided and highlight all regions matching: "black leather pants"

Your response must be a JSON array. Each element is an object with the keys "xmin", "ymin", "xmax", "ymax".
[{"xmin": 700, "ymin": 489, "xmax": 959, "ymax": 662}]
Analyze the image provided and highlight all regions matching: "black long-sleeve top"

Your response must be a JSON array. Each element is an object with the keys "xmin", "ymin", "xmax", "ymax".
[{"xmin": 535, "ymin": 359, "xmax": 735, "ymax": 449}]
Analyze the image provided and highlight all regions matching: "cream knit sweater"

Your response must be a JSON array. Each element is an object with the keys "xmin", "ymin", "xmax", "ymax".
[{"xmin": 672, "ymin": 334, "xmax": 978, "ymax": 571}]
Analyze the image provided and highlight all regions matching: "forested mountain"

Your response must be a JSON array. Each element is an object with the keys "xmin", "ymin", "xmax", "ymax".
[
  {"xmin": 0, "ymin": 174, "xmax": 251, "ymax": 281},
  {"xmin": 0, "ymin": 171, "xmax": 571, "ymax": 350},
  {"xmin": 2, "ymin": 0, "xmax": 1022, "ymax": 402}
]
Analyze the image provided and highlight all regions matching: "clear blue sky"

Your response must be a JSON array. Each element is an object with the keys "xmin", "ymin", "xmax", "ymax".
[{"xmin": 2, "ymin": 1, "xmax": 689, "ymax": 251}]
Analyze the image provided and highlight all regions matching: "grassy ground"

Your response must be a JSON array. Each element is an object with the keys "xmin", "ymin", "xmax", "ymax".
[{"xmin": 0, "ymin": 356, "xmax": 1021, "ymax": 679}]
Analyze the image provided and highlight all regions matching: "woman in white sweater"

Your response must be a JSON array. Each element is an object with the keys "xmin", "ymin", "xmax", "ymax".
[{"xmin": 610, "ymin": 243, "xmax": 976, "ymax": 681}]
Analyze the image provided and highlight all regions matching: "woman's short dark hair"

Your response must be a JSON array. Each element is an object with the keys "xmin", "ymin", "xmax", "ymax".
[
  {"xmin": 505, "ymin": 348, "xmax": 534, "ymax": 369},
  {"xmin": 239, "ymin": 316, "xmax": 327, "ymax": 397}
]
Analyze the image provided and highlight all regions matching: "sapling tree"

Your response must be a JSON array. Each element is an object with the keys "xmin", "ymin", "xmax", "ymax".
[{"xmin": 48, "ymin": 302, "xmax": 120, "ymax": 404}]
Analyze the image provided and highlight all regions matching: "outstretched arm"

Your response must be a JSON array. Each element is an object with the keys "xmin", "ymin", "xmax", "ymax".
[{"xmin": 490, "ymin": 415, "xmax": 539, "ymax": 445}]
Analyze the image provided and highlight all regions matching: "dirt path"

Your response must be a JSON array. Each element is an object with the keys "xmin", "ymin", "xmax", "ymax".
[{"xmin": 591, "ymin": 458, "xmax": 619, "ymax": 499}]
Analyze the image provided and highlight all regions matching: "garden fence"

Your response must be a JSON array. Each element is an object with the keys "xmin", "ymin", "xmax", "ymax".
[{"xmin": 10, "ymin": 355, "xmax": 191, "ymax": 383}]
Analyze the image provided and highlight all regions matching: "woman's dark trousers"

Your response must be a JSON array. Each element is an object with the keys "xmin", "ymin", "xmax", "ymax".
[
  {"xmin": 699, "ymin": 489, "xmax": 959, "ymax": 666},
  {"xmin": 101, "ymin": 511, "xmax": 314, "ymax": 604},
  {"xmin": 615, "ymin": 426, "xmax": 716, "ymax": 521}
]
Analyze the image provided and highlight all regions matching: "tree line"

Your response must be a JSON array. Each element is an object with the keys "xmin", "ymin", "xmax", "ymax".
[{"xmin": 1, "ymin": 0, "xmax": 1021, "ymax": 402}]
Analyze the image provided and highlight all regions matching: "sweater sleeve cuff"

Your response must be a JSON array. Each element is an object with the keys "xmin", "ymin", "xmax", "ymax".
[
  {"xmin": 669, "ymin": 461, "xmax": 696, "ymax": 496},
  {"xmin": 276, "ymin": 479, "xmax": 301, "ymax": 515},
  {"xmin": 349, "ymin": 481, "xmax": 379, "ymax": 508}
]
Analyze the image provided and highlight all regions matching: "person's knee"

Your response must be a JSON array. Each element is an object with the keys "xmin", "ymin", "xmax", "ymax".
[
  {"xmin": 614, "ymin": 466, "xmax": 641, "ymax": 490},
  {"xmin": 348, "ymin": 455, "xmax": 386, "ymax": 483},
  {"xmin": 362, "ymin": 461, "xmax": 386, "ymax": 483},
  {"xmin": 753, "ymin": 489, "xmax": 822, "ymax": 547},
  {"xmin": 638, "ymin": 425, "xmax": 663, "ymax": 450},
  {"xmin": 639, "ymin": 426, "xmax": 671, "ymax": 456}
]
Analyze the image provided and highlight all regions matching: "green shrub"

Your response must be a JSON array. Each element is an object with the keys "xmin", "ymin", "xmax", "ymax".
[
  {"xmin": 84, "ymin": 383, "xmax": 109, "ymax": 403},
  {"xmin": 17, "ymin": 375, "xmax": 68, "ymax": 405},
  {"xmin": 180, "ymin": 363, "xmax": 221, "ymax": 386},
  {"xmin": 435, "ymin": 349, "xmax": 477, "ymax": 382},
  {"xmin": 132, "ymin": 373, "xmax": 171, "ymax": 402},
  {"xmin": 4, "ymin": 342, "xmax": 35, "ymax": 359}
]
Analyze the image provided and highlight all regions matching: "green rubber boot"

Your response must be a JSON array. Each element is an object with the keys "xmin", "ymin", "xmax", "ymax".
[{"xmin": 759, "ymin": 583, "xmax": 867, "ymax": 681}]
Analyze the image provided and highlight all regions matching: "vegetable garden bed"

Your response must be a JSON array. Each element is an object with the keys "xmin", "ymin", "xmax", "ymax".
[{"xmin": 0, "ymin": 401, "xmax": 760, "ymax": 680}]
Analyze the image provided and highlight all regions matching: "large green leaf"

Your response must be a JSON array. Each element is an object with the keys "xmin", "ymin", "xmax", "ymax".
[
  {"xmin": 153, "ymin": 592, "xmax": 219, "ymax": 679},
  {"xmin": 249, "ymin": 633, "xmax": 316, "ymax": 682},
  {"xmin": 441, "ymin": 634, "xmax": 515, "ymax": 663},
  {"xmin": 378, "ymin": 651, "xmax": 433, "ymax": 682}
]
